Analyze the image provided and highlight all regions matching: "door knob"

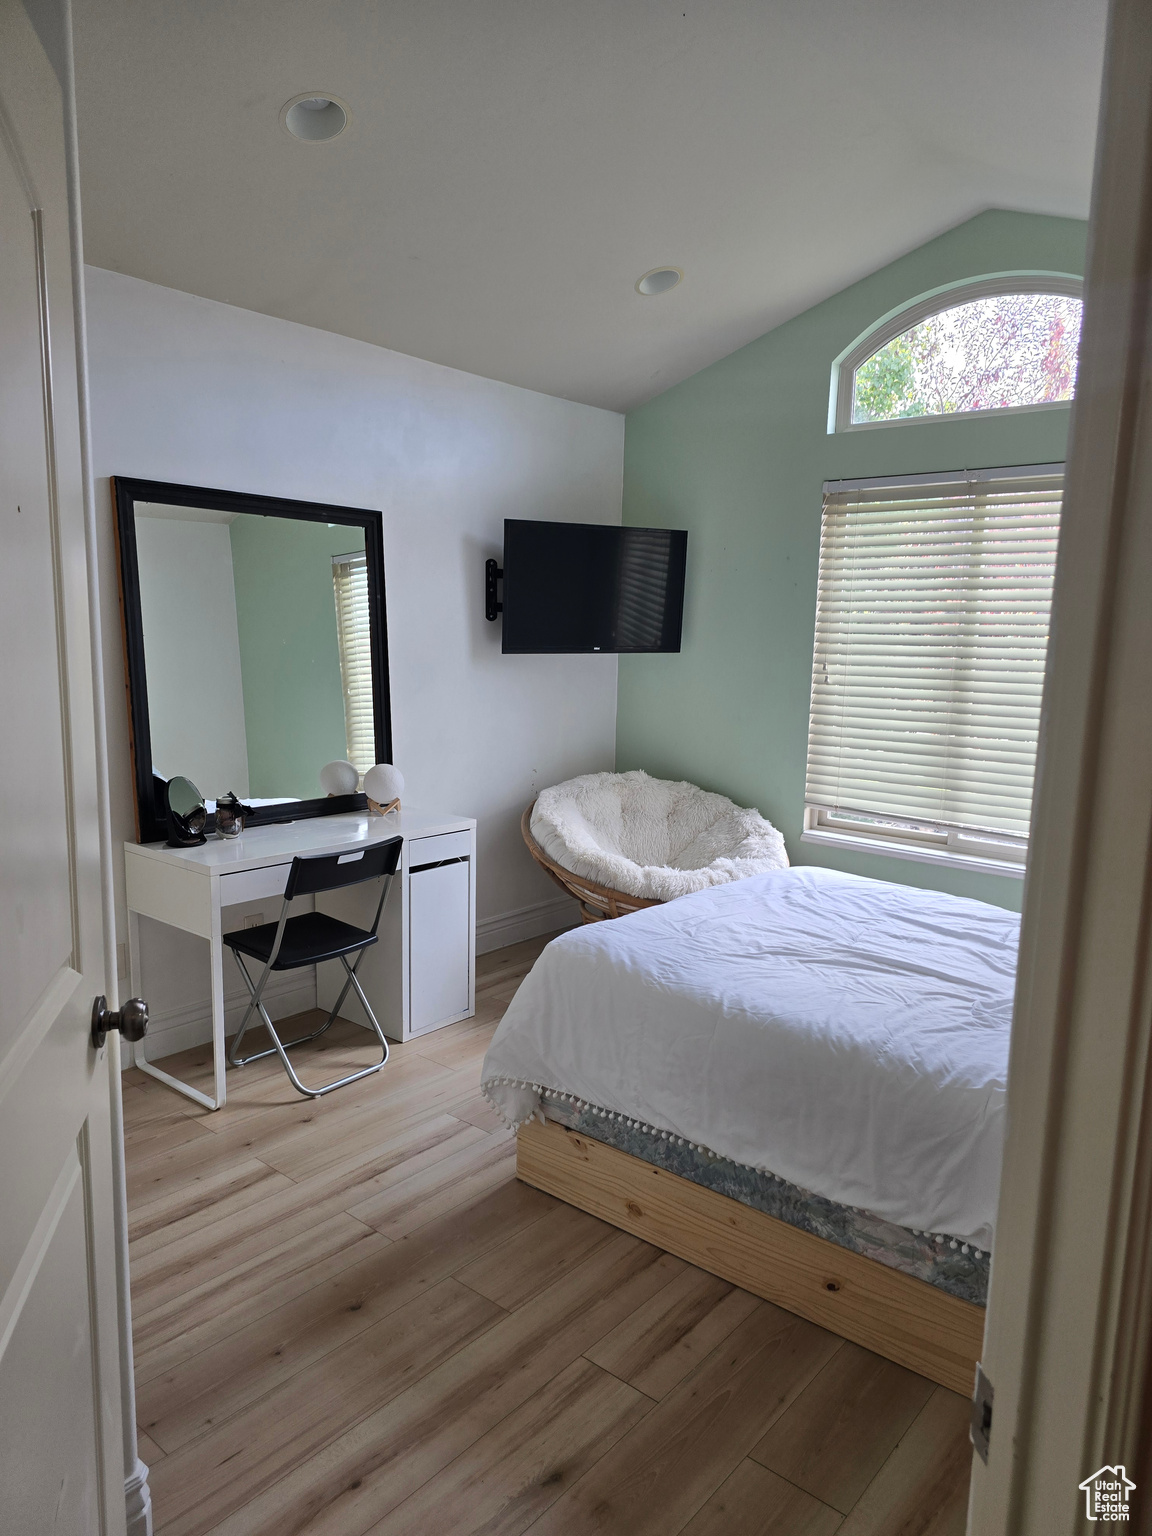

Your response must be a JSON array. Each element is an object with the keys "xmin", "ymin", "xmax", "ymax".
[{"xmin": 91, "ymin": 995, "xmax": 149, "ymax": 1049}]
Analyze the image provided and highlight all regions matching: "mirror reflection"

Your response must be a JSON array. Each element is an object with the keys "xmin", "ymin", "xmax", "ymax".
[
  {"xmin": 166, "ymin": 774, "xmax": 205, "ymax": 819},
  {"xmin": 135, "ymin": 504, "xmax": 375, "ymax": 807}
]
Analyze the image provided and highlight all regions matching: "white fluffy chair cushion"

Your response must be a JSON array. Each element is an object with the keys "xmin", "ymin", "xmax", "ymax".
[{"xmin": 530, "ymin": 769, "xmax": 789, "ymax": 902}]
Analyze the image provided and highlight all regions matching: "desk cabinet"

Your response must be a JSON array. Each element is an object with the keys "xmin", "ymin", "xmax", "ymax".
[
  {"xmin": 315, "ymin": 825, "xmax": 477, "ymax": 1043},
  {"xmin": 410, "ymin": 858, "xmax": 471, "ymax": 1033}
]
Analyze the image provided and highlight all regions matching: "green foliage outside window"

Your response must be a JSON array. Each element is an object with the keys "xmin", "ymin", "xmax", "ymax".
[
  {"xmin": 853, "ymin": 333, "xmax": 923, "ymax": 422},
  {"xmin": 851, "ymin": 293, "xmax": 1081, "ymax": 424}
]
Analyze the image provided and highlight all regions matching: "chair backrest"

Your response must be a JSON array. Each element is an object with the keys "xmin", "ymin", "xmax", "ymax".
[{"xmin": 284, "ymin": 835, "xmax": 403, "ymax": 901}]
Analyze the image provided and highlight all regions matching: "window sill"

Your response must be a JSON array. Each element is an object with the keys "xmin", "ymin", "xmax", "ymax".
[
  {"xmin": 800, "ymin": 826, "xmax": 1026, "ymax": 879},
  {"xmin": 834, "ymin": 399, "xmax": 1072, "ymax": 434}
]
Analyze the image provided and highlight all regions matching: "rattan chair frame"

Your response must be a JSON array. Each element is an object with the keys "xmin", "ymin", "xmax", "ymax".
[{"xmin": 521, "ymin": 802, "xmax": 664, "ymax": 923}]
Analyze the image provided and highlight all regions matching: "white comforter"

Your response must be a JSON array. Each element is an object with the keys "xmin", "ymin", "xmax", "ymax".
[{"xmin": 482, "ymin": 866, "xmax": 1018, "ymax": 1249}]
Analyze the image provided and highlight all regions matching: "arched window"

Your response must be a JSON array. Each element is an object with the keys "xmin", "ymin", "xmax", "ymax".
[{"xmin": 833, "ymin": 278, "xmax": 1083, "ymax": 431}]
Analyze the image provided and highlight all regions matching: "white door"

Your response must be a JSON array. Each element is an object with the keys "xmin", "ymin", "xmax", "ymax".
[{"xmin": 0, "ymin": 4, "xmax": 130, "ymax": 1533}]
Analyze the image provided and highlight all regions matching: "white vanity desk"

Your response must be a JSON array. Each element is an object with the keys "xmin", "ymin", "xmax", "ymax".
[{"xmin": 125, "ymin": 807, "xmax": 477, "ymax": 1110}]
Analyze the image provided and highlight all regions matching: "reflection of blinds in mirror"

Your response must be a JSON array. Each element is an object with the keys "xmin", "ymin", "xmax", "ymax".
[
  {"xmin": 614, "ymin": 529, "xmax": 673, "ymax": 650},
  {"xmin": 333, "ymin": 552, "xmax": 375, "ymax": 776}
]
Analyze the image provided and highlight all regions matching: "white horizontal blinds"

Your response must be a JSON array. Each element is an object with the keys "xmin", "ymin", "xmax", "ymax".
[
  {"xmin": 806, "ymin": 468, "xmax": 1062, "ymax": 838},
  {"xmin": 332, "ymin": 552, "xmax": 376, "ymax": 777}
]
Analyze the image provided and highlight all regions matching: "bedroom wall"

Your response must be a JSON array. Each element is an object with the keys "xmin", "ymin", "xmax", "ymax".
[
  {"xmin": 616, "ymin": 210, "xmax": 1088, "ymax": 911},
  {"xmin": 87, "ymin": 266, "xmax": 623, "ymax": 1056}
]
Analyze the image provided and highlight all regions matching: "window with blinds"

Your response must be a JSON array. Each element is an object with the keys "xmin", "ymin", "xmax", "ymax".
[
  {"xmin": 803, "ymin": 465, "xmax": 1062, "ymax": 870},
  {"xmin": 332, "ymin": 552, "xmax": 376, "ymax": 778}
]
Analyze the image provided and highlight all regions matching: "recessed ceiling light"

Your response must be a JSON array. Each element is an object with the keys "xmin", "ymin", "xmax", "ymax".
[
  {"xmin": 281, "ymin": 93, "xmax": 349, "ymax": 142},
  {"xmin": 636, "ymin": 267, "xmax": 683, "ymax": 296}
]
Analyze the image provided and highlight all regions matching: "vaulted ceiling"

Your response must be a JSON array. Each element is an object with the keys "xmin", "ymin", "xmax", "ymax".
[{"xmin": 73, "ymin": 0, "xmax": 1106, "ymax": 412}]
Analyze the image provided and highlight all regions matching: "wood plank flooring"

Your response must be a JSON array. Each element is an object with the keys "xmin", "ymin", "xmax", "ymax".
[{"xmin": 124, "ymin": 932, "xmax": 975, "ymax": 1536}]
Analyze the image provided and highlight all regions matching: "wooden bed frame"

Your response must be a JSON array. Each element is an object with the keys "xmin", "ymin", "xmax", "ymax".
[{"xmin": 516, "ymin": 1117, "xmax": 984, "ymax": 1395}]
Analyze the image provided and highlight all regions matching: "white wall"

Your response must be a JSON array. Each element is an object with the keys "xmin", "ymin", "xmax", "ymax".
[
  {"xmin": 88, "ymin": 266, "xmax": 623, "ymax": 1055},
  {"xmin": 135, "ymin": 513, "xmax": 250, "ymax": 794}
]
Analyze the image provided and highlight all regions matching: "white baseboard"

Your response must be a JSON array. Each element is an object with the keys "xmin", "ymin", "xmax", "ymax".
[
  {"xmin": 127, "ymin": 972, "xmax": 317, "ymax": 1066},
  {"xmin": 125, "ymin": 1456, "xmax": 152, "ymax": 1536},
  {"xmin": 476, "ymin": 894, "xmax": 580, "ymax": 955}
]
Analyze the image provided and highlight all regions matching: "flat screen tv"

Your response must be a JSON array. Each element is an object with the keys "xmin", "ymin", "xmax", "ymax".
[{"xmin": 500, "ymin": 519, "xmax": 687, "ymax": 654}]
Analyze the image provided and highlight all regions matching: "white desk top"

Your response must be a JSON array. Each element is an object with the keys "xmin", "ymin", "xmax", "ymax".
[{"xmin": 125, "ymin": 807, "xmax": 475, "ymax": 878}]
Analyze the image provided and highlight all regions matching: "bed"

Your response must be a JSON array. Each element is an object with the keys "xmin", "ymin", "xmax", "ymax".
[{"xmin": 482, "ymin": 864, "xmax": 1017, "ymax": 1391}]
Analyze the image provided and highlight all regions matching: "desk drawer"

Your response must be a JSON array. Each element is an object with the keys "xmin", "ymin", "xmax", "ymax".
[
  {"xmin": 408, "ymin": 830, "xmax": 472, "ymax": 869},
  {"xmin": 218, "ymin": 864, "xmax": 291, "ymax": 907}
]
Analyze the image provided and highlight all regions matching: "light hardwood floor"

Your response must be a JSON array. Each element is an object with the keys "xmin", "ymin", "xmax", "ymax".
[{"xmin": 123, "ymin": 932, "xmax": 974, "ymax": 1536}]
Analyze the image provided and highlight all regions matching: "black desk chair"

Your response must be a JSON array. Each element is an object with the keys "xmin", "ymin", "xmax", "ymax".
[{"xmin": 223, "ymin": 836, "xmax": 403, "ymax": 1098}]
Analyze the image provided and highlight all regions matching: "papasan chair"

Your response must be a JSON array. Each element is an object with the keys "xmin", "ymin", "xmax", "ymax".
[{"xmin": 522, "ymin": 769, "xmax": 789, "ymax": 922}]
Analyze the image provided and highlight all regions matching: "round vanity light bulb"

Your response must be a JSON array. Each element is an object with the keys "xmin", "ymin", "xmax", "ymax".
[
  {"xmin": 320, "ymin": 759, "xmax": 359, "ymax": 796},
  {"xmin": 364, "ymin": 763, "xmax": 404, "ymax": 807}
]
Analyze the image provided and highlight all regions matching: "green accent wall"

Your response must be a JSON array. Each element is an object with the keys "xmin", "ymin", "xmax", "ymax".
[
  {"xmin": 617, "ymin": 211, "xmax": 1088, "ymax": 911},
  {"xmin": 229, "ymin": 516, "xmax": 365, "ymax": 799}
]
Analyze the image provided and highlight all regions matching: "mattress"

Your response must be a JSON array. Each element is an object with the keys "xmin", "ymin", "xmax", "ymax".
[{"xmin": 482, "ymin": 865, "xmax": 1018, "ymax": 1256}]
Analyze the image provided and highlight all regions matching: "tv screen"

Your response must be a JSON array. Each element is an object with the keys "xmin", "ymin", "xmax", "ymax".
[{"xmin": 501, "ymin": 519, "xmax": 687, "ymax": 654}]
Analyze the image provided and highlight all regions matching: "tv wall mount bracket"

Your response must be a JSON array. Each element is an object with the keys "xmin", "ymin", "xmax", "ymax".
[{"xmin": 485, "ymin": 558, "xmax": 503, "ymax": 622}]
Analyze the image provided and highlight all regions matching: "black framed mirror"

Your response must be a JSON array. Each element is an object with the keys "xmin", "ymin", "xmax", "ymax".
[{"xmin": 113, "ymin": 477, "xmax": 392, "ymax": 844}]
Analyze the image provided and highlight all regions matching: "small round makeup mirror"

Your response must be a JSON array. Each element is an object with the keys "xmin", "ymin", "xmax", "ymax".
[{"xmin": 165, "ymin": 776, "xmax": 208, "ymax": 847}]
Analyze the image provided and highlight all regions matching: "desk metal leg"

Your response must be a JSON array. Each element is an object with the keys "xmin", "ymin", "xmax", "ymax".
[
  {"xmin": 135, "ymin": 1058, "xmax": 221, "ymax": 1112},
  {"xmin": 129, "ymin": 905, "xmax": 227, "ymax": 1112},
  {"xmin": 210, "ymin": 899, "xmax": 226, "ymax": 1108}
]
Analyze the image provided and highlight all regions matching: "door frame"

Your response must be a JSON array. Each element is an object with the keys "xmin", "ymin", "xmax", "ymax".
[
  {"xmin": 969, "ymin": 0, "xmax": 1152, "ymax": 1529},
  {"xmin": 54, "ymin": 0, "xmax": 152, "ymax": 1529}
]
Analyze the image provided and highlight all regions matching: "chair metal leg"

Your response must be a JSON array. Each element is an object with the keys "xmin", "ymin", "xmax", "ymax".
[
  {"xmin": 226, "ymin": 948, "xmax": 389, "ymax": 1098},
  {"xmin": 228, "ymin": 954, "xmax": 342, "ymax": 1066}
]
